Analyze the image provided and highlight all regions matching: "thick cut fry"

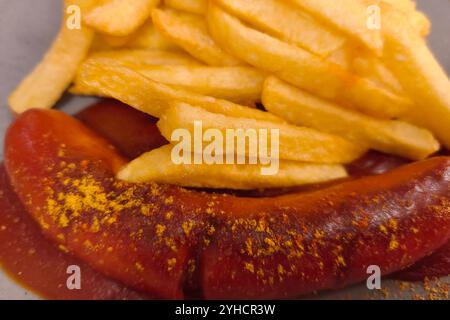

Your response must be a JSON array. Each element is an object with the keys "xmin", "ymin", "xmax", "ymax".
[
  {"xmin": 71, "ymin": 50, "xmax": 202, "ymax": 96},
  {"xmin": 92, "ymin": 19, "xmax": 178, "ymax": 51},
  {"xmin": 381, "ymin": 0, "xmax": 430, "ymax": 36},
  {"xmin": 152, "ymin": 8, "xmax": 241, "ymax": 66},
  {"xmin": 8, "ymin": 0, "xmax": 95, "ymax": 113},
  {"xmin": 351, "ymin": 54, "xmax": 404, "ymax": 94},
  {"xmin": 135, "ymin": 65, "xmax": 265, "ymax": 102},
  {"xmin": 84, "ymin": 0, "xmax": 159, "ymax": 36},
  {"xmin": 164, "ymin": 0, "xmax": 207, "ymax": 15},
  {"xmin": 408, "ymin": 10, "xmax": 430, "ymax": 37},
  {"xmin": 214, "ymin": 0, "xmax": 345, "ymax": 58},
  {"xmin": 384, "ymin": 0, "xmax": 416, "ymax": 10},
  {"xmin": 157, "ymin": 102, "xmax": 366, "ymax": 164},
  {"xmin": 74, "ymin": 58, "xmax": 283, "ymax": 123},
  {"xmin": 207, "ymin": 5, "xmax": 412, "ymax": 119},
  {"xmin": 124, "ymin": 19, "xmax": 178, "ymax": 50},
  {"xmin": 92, "ymin": 33, "xmax": 131, "ymax": 50},
  {"xmin": 327, "ymin": 44, "xmax": 404, "ymax": 94},
  {"xmin": 326, "ymin": 47, "xmax": 352, "ymax": 69},
  {"xmin": 262, "ymin": 77, "xmax": 440, "ymax": 160},
  {"xmin": 381, "ymin": 4, "xmax": 450, "ymax": 149},
  {"xmin": 87, "ymin": 49, "xmax": 201, "ymax": 66},
  {"xmin": 117, "ymin": 145, "xmax": 348, "ymax": 189},
  {"xmin": 286, "ymin": 0, "xmax": 383, "ymax": 54}
]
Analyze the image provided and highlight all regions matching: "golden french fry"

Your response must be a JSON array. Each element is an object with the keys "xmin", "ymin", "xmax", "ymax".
[
  {"xmin": 91, "ymin": 33, "xmax": 131, "ymax": 50},
  {"xmin": 91, "ymin": 19, "xmax": 178, "ymax": 51},
  {"xmin": 69, "ymin": 84, "xmax": 105, "ymax": 97},
  {"xmin": 86, "ymin": 49, "xmax": 202, "ymax": 66},
  {"xmin": 152, "ymin": 8, "xmax": 242, "ymax": 66},
  {"xmin": 117, "ymin": 145, "xmax": 348, "ymax": 189},
  {"xmin": 326, "ymin": 45, "xmax": 404, "ymax": 94},
  {"xmin": 207, "ymin": 4, "xmax": 412, "ymax": 119},
  {"xmin": 71, "ymin": 49, "xmax": 202, "ymax": 95},
  {"xmin": 410, "ymin": 10, "xmax": 431, "ymax": 37},
  {"xmin": 383, "ymin": 0, "xmax": 415, "ymax": 10},
  {"xmin": 355, "ymin": 59, "xmax": 401, "ymax": 91},
  {"xmin": 164, "ymin": 0, "xmax": 207, "ymax": 15},
  {"xmin": 8, "ymin": 0, "xmax": 96, "ymax": 113},
  {"xmin": 157, "ymin": 102, "xmax": 366, "ymax": 164},
  {"xmin": 73, "ymin": 57, "xmax": 283, "ymax": 122},
  {"xmin": 135, "ymin": 65, "xmax": 265, "ymax": 102},
  {"xmin": 123, "ymin": 19, "xmax": 178, "ymax": 50},
  {"xmin": 381, "ymin": 4, "xmax": 450, "ymax": 149},
  {"xmin": 213, "ymin": 0, "xmax": 345, "ymax": 58},
  {"xmin": 286, "ymin": 0, "xmax": 383, "ymax": 55},
  {"xmin": 84, "ymin": 0, "xmax": 159, "ymax": 36},
  {"xmin": 350, "ymin": 51, "xmax": 404, "ymax": 94},
  {"xmin": 382, "ymin": 0, "xmax": 430, "ymax": 36},
  {"xmin": 262, "ymin": 77, "xmax": 440, "ymax": 160},
  {"xmin": 326, "ymin": 47, "xmax": 352, "ymax": 69}
]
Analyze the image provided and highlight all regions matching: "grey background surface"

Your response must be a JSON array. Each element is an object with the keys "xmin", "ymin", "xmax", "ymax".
[{"xmin": 0, "ymin": 0, "xmax": 449, "ymax": 300}]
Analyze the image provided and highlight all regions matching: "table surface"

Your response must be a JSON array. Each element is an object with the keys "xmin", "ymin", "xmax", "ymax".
[{"xmin": 0, "ymin": 0, "xmax": 449, "ymax": 300}]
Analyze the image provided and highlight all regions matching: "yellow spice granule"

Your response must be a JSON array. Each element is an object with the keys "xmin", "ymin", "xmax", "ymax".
[
  {"xmin": 164, "ymin": 196, "xmax": 174, "ymax": 205},
  {"xmin": 244, "ymin": 262, "xmax": 255, "ymax": 273},
  {"xmin": 165, "ymin": 211, "xmax": 174, "ymax": 220},
  {"xmin": 155, "ymin": 224, "xmax": 166, "ymax": 237},
  {"xmin": 388, "ymin": 219, "xmax": 398, "ymax": 231},
  {"xmin": 182, "ymin": 220, "xmax": 194, "ymax": 237},
  {"xmin": 135, "ymin": 262, "xmax": 145, "ymax": 272},
  {"xmin": 336, "ymin": 255, "xmax": 347, "ymax": 267},
  {"xmin": 44, "ymin": 166, "xmax": 159, "ymax": 233},
  {"xmin": 389, "ymin": 236, "xmax": 399, "ymax": 250},
  {"xmin": 167, "ymin": 258, "xmax": 177, "ymax": 271},
  {"xmin": 277, "ymin": 264, "xmax": 285, "ymax": 275},
  {"xmin": 379, "ymin": 225, "xmax": 388, "ymax": 235}
]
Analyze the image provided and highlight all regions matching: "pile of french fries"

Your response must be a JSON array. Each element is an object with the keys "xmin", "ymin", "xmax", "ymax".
[{"xmin": 9, "ymin": 0, "xmax": 450, "ymax": 190}]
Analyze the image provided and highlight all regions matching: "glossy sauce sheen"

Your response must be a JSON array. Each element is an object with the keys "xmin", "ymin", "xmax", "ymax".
[{"xmin": 0, "ymin": 100, "xmax": 448, "ymax": 299}]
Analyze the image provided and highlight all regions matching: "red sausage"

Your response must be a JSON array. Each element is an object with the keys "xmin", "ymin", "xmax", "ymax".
[{"xmin": 5, "ymin": 109, "xmax": 450, "ymax": 299}]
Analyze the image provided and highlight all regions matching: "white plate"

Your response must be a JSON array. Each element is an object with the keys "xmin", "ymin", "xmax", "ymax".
[{"xmin": 0, "ymin": 0, "xmax": 449, "ymax": 300}]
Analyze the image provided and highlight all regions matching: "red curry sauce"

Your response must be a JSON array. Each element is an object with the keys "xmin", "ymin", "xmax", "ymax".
[{"xmin": 0, "ymin": 100, "xmax": 447, "ymax": 299}]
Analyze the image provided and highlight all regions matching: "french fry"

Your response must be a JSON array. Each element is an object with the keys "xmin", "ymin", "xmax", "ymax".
[
  {"xmin": 69, "ymin": 84, "xmax": 105, "ymax": 97},
  {"xmin": 383, "ymin": 0, "xmax": 416, "ymax": 10},
  {"xmin": 135, "ymin": 65, "xmax": 265, "ymax": 102},
  {"xmin": 381, "ymin": 3, "xmax": 450, "ymax": 149},
  {"xmin": 327, "ymin": 45, "xmax": 404, "ymax": 94},
  {"xmin": 350, "ymin": 51, "xmax": 404, "ymax": 94},
  {"xmin": 85, "ymin": 49, "xmax": 202, "ymax": 66},
  {"xmin": 157, "ymin": 102, "xmax": 366, "ymax": 164},
  {"xmin": 8, "ymin": 0, "xmax": 96, "ymax": 113},
  {"xmin": 409, "ymin": 10, "xmax": 431, "ymax": 37},
  {"xmin": 73, "ymin": 57, "xmax": 283, "ymax": 122},
  {"xmin": 262, "ymin": 77, "xmax": 440, "ymax": 160},
  {"xmin": 117, "ymin": 145, "xmax": 348, "ymax": 189},
  {"xmin": 286, "ymin": 0, "xmax": 384, "ymax": 55},
  {"xmin": 213, "ymin": 0, "xmax": 345, "ymax": 58},
  {"xmin": 326, "ymin": 47, "xmax": 352, "ymax": 69},
  {"xmin": 164, "ymin": 0, "xmax": 207, "ymax": 15},
  {"xmin": 382, "ymin": 0, "xmax": 430, "ymax": 36},
  {"xmin": 91, "ymin": 33, "xmax": 131, "ymax": 50},
  {"xmin": 70, "ymin": 49, "xmax": 202, "ymax": 95},
  {"xmin": 84, "ymin": 0, "xmax": 159, "ymax": 36},
  {"xmin": 91, "ymin": 19, "xmax": 178, "ymax": 51},
  {"xmin": 152, "ymin": 8, "xmax": 242, "ymax": 66},
  {"xmin": 123, "ymin": 19, "xmax": 178, "ymax": 50},
  {"xmin": 207, "ymin": 4, "xmax": 412, "ymax": 119}
]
